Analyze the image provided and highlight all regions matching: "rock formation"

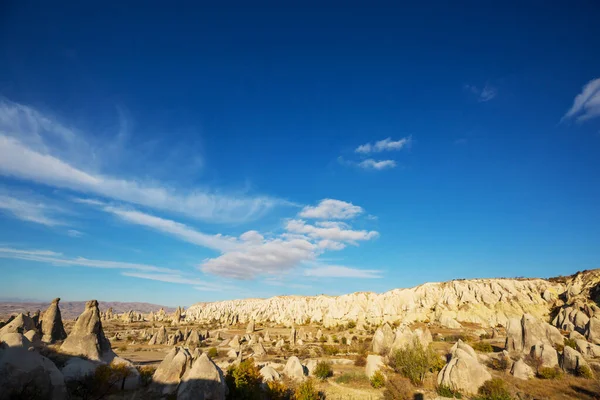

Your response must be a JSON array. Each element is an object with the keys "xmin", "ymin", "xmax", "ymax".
[
  {"xmin": 41, "ymin": 298, "xmax": 67, "ymax": 343},
  {"xmin": 60, "ymin": 300, "xmax": 115, "ymax": 361},
  {"xmin": 437, "ymin": 340, "xmax": 491, "ymax": 394},
  {"xmin": 152, "ymin": 347, "xmax": 192, "ymax": 395},
  {"xmin": 246, "ymin": 319, "xmax": 255, "ymax": 333},
  {"xmin": 283, "ymin": 356, "xmax": 306, "ymax": 381},
  {"xmin": 177, "ymin": 353, "xmax": 226, "ymax": 400}
]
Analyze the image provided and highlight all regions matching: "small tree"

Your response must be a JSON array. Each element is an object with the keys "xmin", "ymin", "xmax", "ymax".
[
  {"xmin": 207, "ymin": 347, "xmax": 219, "ymax": 358},
  {"xmin": 388, "ymin": 339, "xmax": 441, "ymax": 385},
  {"xmin": 226, "ymin": 358, "xmax": 263, "ymax": 400},
  {"xmin": 294, "ymin": 379, "xmax": 321, "ymax": 400},
  {"xmin": 370, "ymin": 370, "xmax": 386, "ymax": 388}
]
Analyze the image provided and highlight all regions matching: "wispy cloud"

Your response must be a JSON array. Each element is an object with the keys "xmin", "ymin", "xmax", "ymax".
[
  {"xmin": 358, "ymin": 159, "xmax": 396, "ymax": 170},
  {"xmin": 0, "ymin": 193, "xmax": 65, "ymax": 226},
  {"xmin": 0, "ymin": 247, "xmax": 176, "ymax": 273},
  {"xmin": 304, "ymin": 264, "xmax": 382, "ymax": 279},
  {"xmin": 286, "ymin": 219, "xmax": 378, "ymax": 243},
  {"xmin": 355, "ymin": 137, "xmax": 411, "ymax": 154},
  {"xmin": 299, "ymin": 199, "xmax": 363, "ymax": 220},
  {"xmin": 0, "ymin": 100, "xmax": 290, "ymax": 223},
  {"xmin": 465, "ymin": 83, "xmax": 497, "ymax": 102},
  {"xmin": 561, "ymin": 77, "xmax": 600, "ymax": 123},
  {"xmin": 67, "ymin": 229, "xmax": 83, "ymax": 237}
]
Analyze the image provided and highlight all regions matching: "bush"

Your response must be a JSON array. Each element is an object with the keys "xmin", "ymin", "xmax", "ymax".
[
  {"xmin": 383, "ymin": 376, "xmax": 413, "ymax": 400},
  {"xmin": 66, "ymin": 362, "xmax": 133, "ymax": 399},
  {"xmin": 321, "ymin": 345, "xmax": 339, "ymax": 356},
  {"xmin": 354, "ymin": 354, "xmax": 367, "ymax": 367},
  {"xmin": 226, "ymin": 358, "xmax": 263, "ymax": 400},
  {"xmin": 576, "ymin": 365, "xmax": 594, "ymax": 379},
  {"xmin": 537, "ymin": 367, "xmax": 562, "ymax": 380},
  {"xmin": 137, "ymin": 366, "xmax": 155, "ymax": 387},
  {"xmin": 117, "ymin": 345, "xmax": 128, "ymax": 352},
  {"xmin": 341, "ymin": 336, "xmax": 347, "ymax": 345},
  {"xmin": 207, "ymin": 347, "xmax": 219, "ymax": 358},
  {"xmin": 266, "ymin": 380, "xmax": 291, "ymax": 400},
  {"xmin": 388, "ymin": 339, "xmax": 442, "ymax": 385},
  {"xmin": 294, "ymin": 379, "xmax": 321, "ymax": 400},
  {"xmin": 480, "ymin": 333, "xmax": 492, "ymax": 340},
  {"xmin": 346, "ymin": 321, "xmax": 356, "ymax": 329},
  {"xmin": 488, "ymin": 355, "xmax": 510, "ymax": 371},
  {"xmin": 318, "ymin": 336, "xmax": 326, "ymax": 343},
  {"xmin": 437, "ymin": 385, "xmax": 463, "ymax": 398},
  {"xmin": 473, "ymin": 378, "xmax": 512, "ymax": 400},
  {"xmin": 472, "ymin": 342, "xmax": 494, "ymax": 353},
  {"xmin": 314, "ymin": 361, "xmax": 333, "ymax": 381},
  {"xmin": 564, "ymin": 338, "xmax": 577, "ymax": 350},
  {"xmin": 370, "ymin": 370, "xmax": 385, "ymax": 388}
]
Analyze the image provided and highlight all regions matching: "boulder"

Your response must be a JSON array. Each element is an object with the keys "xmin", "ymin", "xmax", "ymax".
[
  {"xmin": 0, "ymin": 313, "xmax": 36, "ymax": 337},
  {"xmin": 111, "ymin": 356, "xmax": 141, "ymax": 390},
  {"xmin": 511, "ymin": 359, "xmax": 534, "ymax": 380},
  {"xmin": 575, "ymin": 339, "xmax": 600, "ymax": 358},
  {"xmin": 522, "ymin": 314, "xmax": 563, "ymax": 351},
  {"xmin": 152, "ymin": 347, "xmax": 192, "ymax": 395},
  {"xmin": 0, "ymin": 346, "xmax": 67, "ymax": 399},
  {"xmin": 251, "ymin": 343, "xmax": 266, "ymax": 358},
  {"xmin": 283, "ymin": 356, "xmax": 306, "ymax": 381},
  {"xmin": 437, "ymin": 346, "xmax": 491, "ymax": 394},
  {"xmin": 505, "ymin": 317, "xmax": 523, "ymax": 352},
  {"xmin": 60, "ymin": 300, "xmax": 115, "ymax": 361},
  {"xmin": 0, "ymin": 332, "xmax": 32, "ymax": 348},
  {"xmin": 585, "ymin": 315, "xmax": 600, "ymax": 345},
  {"xmin": 61, "ymin": 357, "xmax": 97, "ymax": 381},
  {"xmin": 24, "ymin": 330, "xmax": 42, "ymax": 347},
  {"xmin": 177, "ymin": 353, "xmax": 226, "ymax": 400},
  {"xmin": 562, "ymin": 346, "xmax": 591, "ymax": 374},
  {"xmin": 186, "ymin": 330, "xmax": 201, "ymax": 347},
  {"xmin": 304, "ymin": 359, "xmax": 318, "ymax": 376},
  {"xmin": 391, "ymin": 326, "xmax": 432, "ymax": 351},
  {"xmin": 365, "ymin": 354, "xmax": 384, "ymax": 379},
  {"xmin": 260, "ymin": 365, "xmax": 280, "ymax": 382},
  {"xmin": 246, "ymin": 320, "xmax": 255, "ymax": 333},
  {"xmin": 372, "ymin": 323, "xmax": 394, "ymax": 354},
  {"xmin": 227, "ymin": 349, "xmax": 237, "ymax": 359},
  {"xmin": 531, "ymin": 343, "xmax": 559, "ymax": 368}
]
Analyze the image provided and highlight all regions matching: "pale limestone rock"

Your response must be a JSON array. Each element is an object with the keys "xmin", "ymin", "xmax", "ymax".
[
  {"xmin": 0, "ymin": 313, "xmax": 36, "ymax": 336},
  {"xmin": 365, "ymin": 354, "xmax": 384, "ymax": 378},
  {"xmin": 531, "ymin": 343, "xmax": 559, "ymax": 368},
  {"xmin": 60, "ymin": 300, "xmax": 114, "ymax": 361},
  {"xmin": 511, "ymin": 358, "xmax": 534, "ymax": 380},
  {"xmin": 562, "ymin": 346, "xmax": 591, "ymax": 373},
  {"xmin": 575, "ymin": 339, "xmax": 600, "ymax": 358},
  {"xmin": 41, "ymin": 298, "xmax": 67, "ymax": 343},
  {"xmin": 61, "ymin": 357, "xmax": 97, "ymax": 381},
  {"xmin": 260, "ymin": 365, "xmax": 280, "ymax": 382},
  {"xmin": 152, "ymin": 347, "xmax": 191, "ymax": 395},
  {"xmin": 177, "ymin": 353, "xmax": 226, "ymax": 400},
  {"xmin": 585, "ymin": 315, "xmax": 600, "ymax": 345},
  {"xmin": 1, "ymin": 332, "xmax": 32, "ymax": 348},
  {"xmin": 246, "ymin": 320, "xmax": 255, "ymax": 333},
  {"xmin": 283, "ymin": 356, "xmax": 306, "ymax": 381},
  {"xmin": 437, "ymin": 347, "xmax": 491, "ymax": 395}
]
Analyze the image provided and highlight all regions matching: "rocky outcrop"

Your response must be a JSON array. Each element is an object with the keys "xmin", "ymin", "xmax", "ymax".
[
  {"xmin": 372, "ymin": 323, "xmax": 394, "ymax": 354},
  {"xmin": 0, "ymin": 313, "xmax": 36, "ymax": 337},
  {"xmin": 260, "ymin": 365, "xmax": 280, "ymax": 382},
  {"xmin": 177, "ymin": 353, "xmax": 226, "ymax": 400},
  {"xmin": 365, "ymin": 354, "xmax": 384, "ymax": 379},
  {"xmin": 246, "ymin": 320, "xmax": 255, "ymax": 333},
  {"xmin": 391, "ymin": 325, "xmax": 432, "ymax": 351},
  {"xmin": 186, "ymin": 275, "xmax": 571, "ymax": 328},
  {"xmin": 0, "ymin": 346, "xmax": 66, "ymax": 400},
  {"xmin": 283, "ymin": 356, "xmax": 306, "ymax": 381},
  {"xmin": 562, "ymin": 346, "xmax": 591, "ymax": 374},
  {"xmin": 511, "ymin": 358, "xmax": 534, "ymax": 380},
  {"xmin": 60, "ymin": 300, "xmax": 114, "ymax": 361},
  {"xmin": 149, "ymin": 326, "xmax": 168, "ymax": 345},
  {"xmin": 61, "ymin": 357, "xmax": 97, "ymax": 381},
  {"xmin": 505, "ymin": 314, "xmax": 562, "ymax": 354},
  {"xmin": 41, "ymin": 298, "xmax": 67, "ymax": 343},
  {"xmin": 152, "ymin": 347, "xmax": 192, "ymax": 395},
  {"xmin": 437, "ymin": 340, "xmax": 491, "ymax": 394},
  {"xmin": 585, "ymin": 315, "xmax": 600, "ymax": 344}
]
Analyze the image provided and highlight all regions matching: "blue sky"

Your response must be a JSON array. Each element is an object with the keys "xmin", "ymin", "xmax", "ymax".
[{"xmin": 0, "ymin": 2, "xmax": 599, "ymax": 307}]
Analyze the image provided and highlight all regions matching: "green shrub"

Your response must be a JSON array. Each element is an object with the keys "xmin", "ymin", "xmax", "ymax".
[
  {"xmin": 537, "ymin": 367, "xmax": 562, "ymax": 380},
  {"xmin": 488, "ymin": 355, "xmax": 510, "ymax": 371},
  {"xmin": 480, "ymin": 333, "xmax": 492, "ymax": 340},
  {"xmin": 473, "ymin": 378, "xmax": 512, "ymax": 400},
  {"xmin": 314, "ymin": 361, "xmax": 333, "ymax": 381},
  {"xmin": 564, "ymin": 338, "xmax": 577, "ymax": 350},
  {"xmin": 383, "ymin": 376, "xmax": 413, "ymax": 400},
  {"xmin": 346, "ymin": 321, "xmax": 356, "ymax": 329},
  {"xmin": 266, "ymin": 380, "xmax": 291, "ymax": 400},
  {"xmin": 576, "ymin": 365, "xmax": 594, "ymax": 379},
  {"xmin": 321, "ymin": 344, "xmax": 339, "ymax": 356},
  {"xmin": 472, "ymin": 342, "xmax": 494, "ymax": 353},
  {"xmin": 388, "ymin": 339, "xmax": 442, "ymax": 385},
  {"xmin": 225, "ymin": 358, "xmax": 262, "ymax": 400},
  {"xmin": 294, "ymin": 379, "xmax": 321, "ymax": 400},
  {"xmin": 137, "ymin": 366, "xmax": 155, "ymax": 387},
  {"xmin": 341, "ymin": 336, "xmax": 347, "ymax": 345},
  {"xmin": 207, "ymin": 347, "xmax": 219, "ymax": 358},
  {"xmin": 318, "ymin": 336, "xmax": 326, "ymax": 343},
  {"xmin": 370, "ymin": 370, "xmax": 385, "ymax": 388},
  {"xmin": 437, "ymin": 385, "xmax": 463, "ymax": 398}
]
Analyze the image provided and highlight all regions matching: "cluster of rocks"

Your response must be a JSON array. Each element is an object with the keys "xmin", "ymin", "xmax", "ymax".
[
  {"xmin": 372, "ymin": 322, "xmax": 432, "ymax": 355},
  {"xmin": 147, "ymin": 326, "xmax": 209, "ymax": 347},
  {"xmin": 0, "ymin": 297, "xmax": 140, "ymax": 399}
]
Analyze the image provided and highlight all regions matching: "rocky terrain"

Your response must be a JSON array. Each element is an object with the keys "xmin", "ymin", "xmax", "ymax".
[
  {"xmin": 0, "ymin": 300, "xmax": 175, "ymax": 320},
  {"xmin": 0, "ymin": 268, "xmax": 599, "ymax": 400}
]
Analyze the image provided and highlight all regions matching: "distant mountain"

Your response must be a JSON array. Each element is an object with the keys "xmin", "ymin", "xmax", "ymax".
[{"xmin": 0, "ymin": 301, "xmax": 176, "ymax": 320}]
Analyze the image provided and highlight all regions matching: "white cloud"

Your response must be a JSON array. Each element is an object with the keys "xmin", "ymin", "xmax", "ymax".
[
  {"xmin": 299, "ymin": 199, "xmax": 363, "ymax": 220},
  {"xmin": 101, "ymin": 205, "xmax": 239, "ymax": 252},
  {"xmin": 304, "ymin": 264, "xmax": 382, "ymax": 278},
  {"xmin": 0, "ymin": 100, "xmax": 289, "ymax": 223},
  {"xmin": 0, "ymin": 247, "xmax": 176, "ymax": 273},
  {"xmin": 286, "ymin": 219, "xmax": 379, "ymax": 243},
  {"xmin": 465, "ymin": 83, "xmax": 497, "ymax": 102},
  {"xmin": 358, "ymin": 159, "xmax": 397, "ymax": 170},
  {"xmin": 0, "ymin": 194, "xmax": 64, "ymax": 226},
  {"xmin": 200, "ymin": 238, "xmax": 316, "ymax": 279},
  {"xmin": 317, "ymin": 240, "xmax": 346, "ymax": 251},
  {"xmin": 239, "ymin": 230, "xmax": 265, "ymax": 243},
  {"xmin": 562, "ymin": 77, "xmax": 600, "ymax": 123},
  {"xmin": 355, "ymin": 136, "xmax": 412, "ymax": 154},
  {"xmin": 67, "ymin": 229, "xmax": 83, "ymax": 237}
]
